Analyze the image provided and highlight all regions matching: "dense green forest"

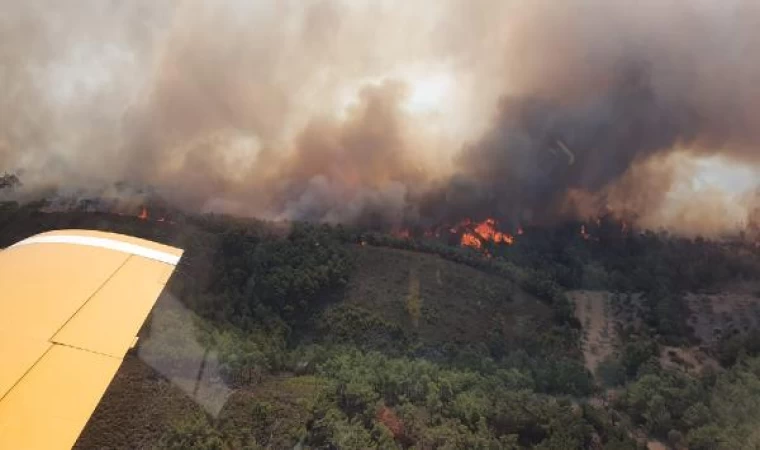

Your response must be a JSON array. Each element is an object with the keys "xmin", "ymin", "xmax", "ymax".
[{"xmin": 2, "ymin": 196, "xmax": 760, "ymax": 449}]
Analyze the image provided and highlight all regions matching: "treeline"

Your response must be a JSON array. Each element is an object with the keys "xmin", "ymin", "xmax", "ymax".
[
  {"xmin": 161, "ymin": 347, "xmax": 635, "ymax": 449},
  {"xmin": 613, "ymin": 356, "xmax": 760, "ymax": 449},
  {"xmin": 182, "ymin": 219, "xmax": 354, "ymax": 332},
  {"xmin": 502, "ymin": 222, "xmax": 760, "ymax": 294}
]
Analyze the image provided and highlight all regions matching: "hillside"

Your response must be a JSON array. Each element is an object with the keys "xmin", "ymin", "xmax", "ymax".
[
  {"xmin": 76, "ymin": 243, "xmax": 557, "ymax": 448},
  {"xmin": 74, "ymin": 355, "xmax": 208, "ymax": 449},
  {"xmin": 4, "ymin": 204, "xmax": 760, "ymax": 448},
  {"xmin": 324, "ymin": 245, "xmax": 551, "ymax": 349}
]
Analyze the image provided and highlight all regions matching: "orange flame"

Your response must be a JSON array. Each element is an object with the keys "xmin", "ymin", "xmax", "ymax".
[
  {"xmin": 474, "ymin": 218, "xmax": 498, "ymax": 241},
  {"xmin": 459, "ymin": 217, "xmax": 515, "ymax": 249},
  {"xmin": 461, "ymin": 232, "xmax": 482, "ymax": 249},
  {"xmin": 138, "ymin": 206, "xmax": 148, "ymax": 220},
  {"xmin": 474, "ymin": 218, "xmax": 514, "ymax": 245}
]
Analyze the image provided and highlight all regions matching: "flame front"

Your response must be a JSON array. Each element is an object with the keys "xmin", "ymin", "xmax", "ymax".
[
  {"xmin": 386, "ymin": 217, "xmax": 517, "ymax": 252},
  {"xmin": 460, "ymin": 232, "xmax": 482, "ymax": 249},
  {"xmin": 459, "ymin": 217, "xmax": 514, "ymax": 250}
]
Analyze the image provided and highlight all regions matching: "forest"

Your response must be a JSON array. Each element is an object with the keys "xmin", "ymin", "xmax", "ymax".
[{"xmin": 2, "ymin": 193, "xmax": 760, "ymax": 449}]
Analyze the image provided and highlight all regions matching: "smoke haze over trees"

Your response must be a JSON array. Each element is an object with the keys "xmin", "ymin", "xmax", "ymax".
[{"xmin": 3, "ymin": 0, "xmax": 760, "ymax": 235}]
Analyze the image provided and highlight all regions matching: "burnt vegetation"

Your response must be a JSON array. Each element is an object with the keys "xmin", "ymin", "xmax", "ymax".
[{"xmin": 2, "ymin": 198, "xmax": 760, "ymax": 449}]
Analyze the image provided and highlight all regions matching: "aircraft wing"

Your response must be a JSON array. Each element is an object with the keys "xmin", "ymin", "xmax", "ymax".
[{"xmin": 0, "ymin": 229, "xmax": 183, "ymax": 449}]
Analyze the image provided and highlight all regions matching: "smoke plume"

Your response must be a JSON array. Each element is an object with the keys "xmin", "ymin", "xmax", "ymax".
[{"xmin": 2, "ymin": 0, "xmax": 760, "ymax": 234}]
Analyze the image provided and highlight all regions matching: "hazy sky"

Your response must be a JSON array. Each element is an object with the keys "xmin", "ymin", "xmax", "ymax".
[{"xmin": 3, "ymin": 0, "xmax": 760, "ymax": 235}]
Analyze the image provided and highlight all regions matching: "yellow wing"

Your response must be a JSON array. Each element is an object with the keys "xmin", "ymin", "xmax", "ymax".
[{"xmin": 0, "ymin": 229, "xmax": 183, "ymax": 449}]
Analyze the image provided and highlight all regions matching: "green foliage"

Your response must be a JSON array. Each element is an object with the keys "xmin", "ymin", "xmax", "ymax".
[
  {"xmin": 620, "ymin": 338, "xmax": 660, "ymax": 378},
  {"xmin": 641, "ymin": 288, "xmax": 693, "ymax": 345},
  {"xmin": 687, "ymin": 424, "xmax": 724, "ymax": 450},
  {"xmin": 611, "ymin": 356, "xmax": 760, "ymax": 449},
  {"xmin": 308, "ymin": 348, "xmax": 599, "ymax": 447},
  {"xmin": 716, "ymin": 329, "xmax": 760, "ymax": 367},
  {"xmin": 206, "ymin": 222, "xmax": 352, "ymax": 326},
  {"xmin": 597, "ymin": 355, "xmax": 627, "ymax": 387},
  {"xmin": 529, "ymin": 357, "xmax": 596, "ymax": 397},
  {"xmin": 159, "ymin": 415, "xmax": 224, "ymax": 450},
  {"xmin": 693, "ymin": 357, "xmax": 760, "ymax": 448},
  {"xmin": 358, "ymin": 230, "xmax": 581, "ymax": 328},
  {"xmin": 618, "ymin": 371, "xmax": 706, "ymax": 436},
  {"xmin": 211, "ymin": 327, "xmax": 286, "ymax": 384},
  {"xmin": 317, "ymin": 305, "xmax": 408, "ymax": 352}
]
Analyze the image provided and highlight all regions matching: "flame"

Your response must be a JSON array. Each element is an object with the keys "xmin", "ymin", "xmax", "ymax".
[
  {"xmin": 474, "ymin": 218, "xmax": 498, "ymax": 241},
  {"xmin": 138, "ymin": 206, "xmax": 148, "ymax": 220},
  {"xmin": 473, "ymin": 218, "xmax": 514, "ymax": 245},
  {"xmin": 461, "ymin": 232, "xmax": 482, "ymax": 249},
  {"xmin": 458, "ymin": 217, "xmax": 515, "ymax": 250},
  {"xmin": 517, "ymin": 226, "xmax": 524, "ymax": 236}
]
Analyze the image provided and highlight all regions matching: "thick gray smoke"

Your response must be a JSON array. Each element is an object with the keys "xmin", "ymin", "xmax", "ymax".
[
  {"xmin": 2, "ymin": 0, "xmax": 760, "ymax": 234},
  {"xmin": 429, "ymin": 0, "xmax": 760, "ymax": 228}
]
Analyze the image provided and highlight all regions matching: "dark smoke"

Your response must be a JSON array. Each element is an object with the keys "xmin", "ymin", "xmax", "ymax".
[
  {"xmin": 2, "ymin": 1, "xmax": 760, "ymax": 234},
  {"xmin": 421, "ymin": 0, "xmax": 760, "ymax": 230}
]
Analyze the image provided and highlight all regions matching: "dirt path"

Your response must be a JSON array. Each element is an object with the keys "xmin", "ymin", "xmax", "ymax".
[{"xmin": 571, "ymin": 290, "xmax": 616, "ymax": 373}]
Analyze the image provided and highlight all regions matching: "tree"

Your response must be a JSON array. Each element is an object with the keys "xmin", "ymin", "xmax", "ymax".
[{"xmin": 159, "ymin": 415, "xmax": 224, "ymax": 450}]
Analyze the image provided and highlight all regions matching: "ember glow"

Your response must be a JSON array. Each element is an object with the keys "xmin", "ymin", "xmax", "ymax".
[{"xmin": 138, "ymin": 207, "xmax": 148, "ymax": 220}]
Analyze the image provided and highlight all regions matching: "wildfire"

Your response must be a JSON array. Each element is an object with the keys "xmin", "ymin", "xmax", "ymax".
[
  {"xmin": 382, "ymin": 217, "xmax": 518, "ymax": 253},
  {"xmin": 460, "ymin": 232, "xmax": 482, "ymax": 249},
  {"xmin": 517, "ymin": 225, "xmax": 524, "ymax": 236},
  {"xmin": 474, "ymin": 219, "xmax": 500, "ymax": 241},
  {"xmin": 458, "ymin": 217, "xmax": 515, "ymax": 250},
  {"xmin": 138, "ymin": 206, "xmax": 148, "ymax": 220}
]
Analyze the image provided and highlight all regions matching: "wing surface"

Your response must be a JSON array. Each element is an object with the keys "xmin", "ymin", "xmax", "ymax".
[{"xmin": 0, "ymin": 229, "xmax": 183, "ymax": 449}]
